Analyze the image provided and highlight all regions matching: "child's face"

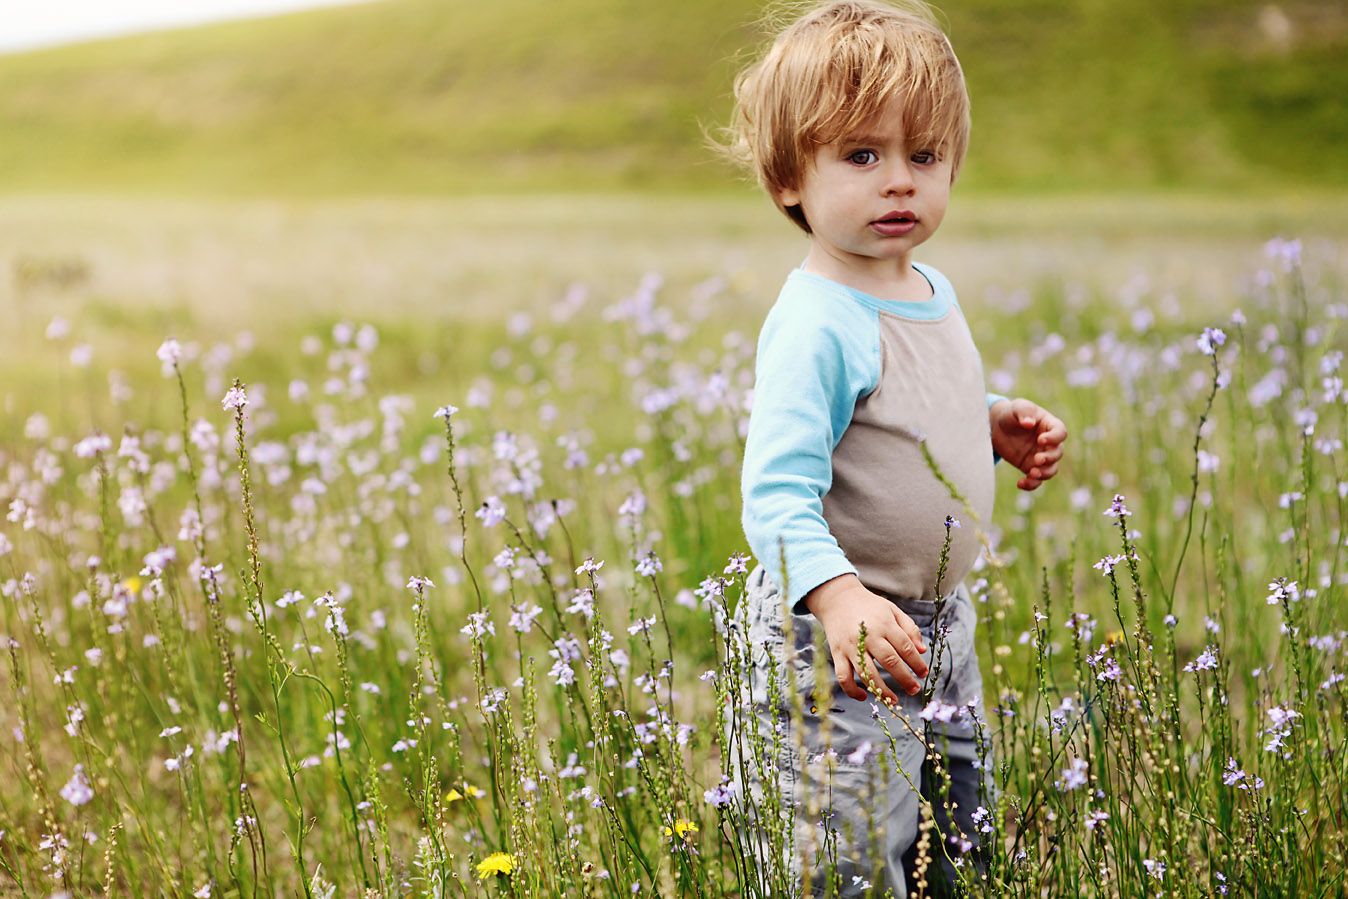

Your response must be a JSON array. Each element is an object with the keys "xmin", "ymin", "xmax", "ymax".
[{"xmin": 778, "ymin": 95, "xmax": 953, "ymax": 288}]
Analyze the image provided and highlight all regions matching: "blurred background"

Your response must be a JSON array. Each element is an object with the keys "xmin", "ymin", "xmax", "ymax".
[
  {"xmin": 2, "ymin": 0, "xmax": 1347, "ymax": 368},
  {"xmin": 4, "ymin": 0, "xmax": 1346, "ymax": 194}
]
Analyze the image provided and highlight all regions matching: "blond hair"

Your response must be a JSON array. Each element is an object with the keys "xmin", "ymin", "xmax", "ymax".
[{"xmin": 726, "ymin": 0, "xmax": 970, "ymax": 232}]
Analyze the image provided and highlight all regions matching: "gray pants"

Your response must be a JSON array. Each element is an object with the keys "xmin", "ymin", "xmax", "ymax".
[{"xmin": 728, "ymin": 566, "xmax": 993, "ymax": 898}]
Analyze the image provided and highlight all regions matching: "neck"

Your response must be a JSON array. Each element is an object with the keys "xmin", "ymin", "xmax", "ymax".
[{"xmin": 801, "ymin": 245, "xmax": 930, "ymax": 303}]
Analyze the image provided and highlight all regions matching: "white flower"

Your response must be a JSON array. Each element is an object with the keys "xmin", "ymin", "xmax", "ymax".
[
  {"xmin": 156, "ymin": 339, "xmax": 182, "ymax": 366},
  {"xmin": 433, "ymin": 404, "xmax": 459, "ymax": 420},
  {"xmin": 73, "ymin": 431, "xmax": 112, "ymax": 458},
  {"xmin": 221, "ymin": 386, "xmax": 248, "ymax": 411}
]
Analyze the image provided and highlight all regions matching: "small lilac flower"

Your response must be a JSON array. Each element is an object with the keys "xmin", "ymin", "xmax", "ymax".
[
  {"xmin": 406, "ymin": 575, "xmax": 434, "ymax": 592},
  {"xmin": 1267, "ymin": 705, "xmax": 1301, "ymax": 728},
  {"xmin": 1096, "ymin": 659, "xmax": 1122, "ymax": 682},
  {"xmin": 919, "ymin": 700, "xmax": 960, "ymax": 723},
  {"xmin": 703, "ymin": 777, "xmax": 737, "ymax": 808},
  {"xmin": 475, "ymin": 496, "xmax": 507, "ymax": 528},
  {"xmin": 723, "ymin": 552, "xmax": 750, "ymax": 575},
  {"xmin": 460, "ymin": 610, "xmax": 495, "ymax": 639},
  {"xmin": 1055, "ymin": 757, "xmax": 1088, "ymax": 791},
  {"xmin": 157, "ymin": 339, "xmax": 182, "ymax": 366},
  {"xmin": 1085, "ymin": 809, "xmax": 1109, "ymax": 831},
  {"xmin": 1093, "ymin": 554, "xmax": 1125, "ymax": 576},
  {"xmin": 1142, "ymin": 859, "xmax": 1166, "ymax": 880},
  {"xmin": 845, "ymin": 741, "xmax": 875, "ymax": 764},
  {"xmin": 1264, "ymin": 236, "xmax": 1302, "ymax": 272},
  {"xmin": 1197, "ymin": 327, "xmax": 1226, "ymax": 356},
  {"xmin": 566, "ymin": 589, "xmax": 595, "ymax": 619},
  {"xmin": 618, "ymin": 490, "xmax": 646, "ymax": 519},
  {"xmin": 433, "ymin": 404, "xmax": 459, "ymax": 421},
  {"xmin": 74, "ymin": 431, "xmax": 113, "ymax": 458},
  {"xmin": 1103, "ymin": 494, "xmax": 1131, "ymax": 518},
  {"xmin": 509, "ymin": 603, "xmax": 543, "ymax": 634},
  {"xmin": 60, "ymin": 765, "xmax": 94, "ymax": 806},
  {"xmin": 576, "ymin": 557, "xmax": 604, "ymax": 576},
  {"xmin": 221, "ymin": 386, "xmax": 248, "ymax": 411},
  {"xmin": 627, "ymin": 615, "xmax": 657, "ymax": 636},
  {"xmin": 1267, "ymin": 578, "xmax": 1299, "ymax": 605},
  {"xmin": 636, "ymin": 554, "xmax": 663, "ymax": 578},
  {"xmin": 1184, "ymin": 646, "xmax": 1219, "ymax": 672}
]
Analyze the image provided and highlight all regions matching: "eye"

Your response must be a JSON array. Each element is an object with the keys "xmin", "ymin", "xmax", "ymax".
[
  {"xmin": 911, "ymin": 150, "xmax": 938, "ymax": 165},
  {"xmin": 846, "ymin": 149, "xmax": 878, "ymax": 166}
]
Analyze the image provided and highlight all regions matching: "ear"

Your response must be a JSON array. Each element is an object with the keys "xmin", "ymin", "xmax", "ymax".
[{"xmin": 777, "ymin": 184, "xmax": 801, "ymax": 208}]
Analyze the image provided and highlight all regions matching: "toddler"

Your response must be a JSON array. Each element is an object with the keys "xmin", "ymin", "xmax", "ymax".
[{"xmin": 728, "ymin": 2, "xmax": 1067, "ymax": 895}]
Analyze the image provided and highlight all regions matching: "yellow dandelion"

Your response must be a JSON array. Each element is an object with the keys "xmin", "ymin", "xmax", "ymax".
[
  {"xmin": 121, "ymin": 576, "xmax": 142, "ymax": 596},
  {"xmin": 476, "ymin": 852, "xmax": 516, "ymax": 879},
  {"xmin": 444, "ymin": 784, "xmax": 485, "ymax": 804},
  {"xmin": 1105, "ymin": 630, "xmax": 1125, "ymax": 647},
  {"xmin": 663, "ymin": 819, "xmax": 699, "ymax": 839}
]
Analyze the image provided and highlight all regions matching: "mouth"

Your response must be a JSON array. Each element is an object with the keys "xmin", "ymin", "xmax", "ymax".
[{"xmin": 870, "ymin": 211, "xmax": 917, "ymax": 236}]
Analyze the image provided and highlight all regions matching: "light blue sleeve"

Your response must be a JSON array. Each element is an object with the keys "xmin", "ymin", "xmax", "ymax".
[{"xmin": 740, "ymin": 281, "xmax": 880, "ymax": 611}]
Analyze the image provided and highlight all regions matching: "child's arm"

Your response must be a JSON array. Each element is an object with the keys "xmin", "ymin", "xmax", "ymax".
[
  {"xmin": 989, "ymin": 397, "xmax": 1068, "ymax": 490},
  {"xmin": 741, "ymin": 290, "xmax": 874, "ymax": 613},
  {"xmin": 742, "ymin": 289, "xmax": 932, "ymax": 706}
]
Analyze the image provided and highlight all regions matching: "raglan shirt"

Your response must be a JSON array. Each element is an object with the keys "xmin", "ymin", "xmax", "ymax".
[{"xmin": 741, "ymin": 263, "xmax": 999, "ymax": 613}]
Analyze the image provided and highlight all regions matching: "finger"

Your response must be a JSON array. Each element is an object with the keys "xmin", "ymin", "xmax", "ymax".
[
  {"xmin": 1037, "ymin": 417, "xmax": 1068, "ymax": 444},
  {"xmin": 1035, "ymin": 446, "xmax": 1064, "ymax": 466},
  {"xmin": 1018, "ymin": 475, "xmax": 1042, "ymax": 491},
  {"xmin": 1010, "ymin": 397, "xmax": 1040, "ymax": 427},
  {"xmin": 1031, "ymin": 461, "xmax": 1060, "ymax": 481},
  {"xmin": 871, "ymin": 644, "xmax": 921, "ymax": 696},
  {"xmin": 894, "ymin": 612, "xmax": 927, "ymax": 656},
  {"xmin": 883, "ymin": 624, "xmax": 930, "ymax": 683},
  {"xmin": 832, "ymin": 650, "xmax": 866, "ymax": 702}
]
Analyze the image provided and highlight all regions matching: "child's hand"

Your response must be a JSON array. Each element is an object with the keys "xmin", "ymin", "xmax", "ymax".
[
  {"xmin": 990, "ymin": 397, "xmax": 1067, "ymax": 491},
  {"xmin": 803, "ymin": 574, "xmax": 928, "ymax": 706}
]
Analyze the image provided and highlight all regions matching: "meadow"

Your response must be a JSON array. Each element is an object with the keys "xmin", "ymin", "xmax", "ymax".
[{"xmin": 2, "ymin": 194, "xmax": 1348, "ymax": 897}]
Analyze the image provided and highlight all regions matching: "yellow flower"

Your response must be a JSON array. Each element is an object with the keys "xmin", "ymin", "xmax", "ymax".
[
  {"xmin": 121, "ymin": 576, "xmax": 142, "ymax": 596},
  {"xmin": 1105, "ymin": 630, "xmax": 1125, "ymax": 647},
  {"xmin": 476, "ymin": 852, "xmax": 516, "ymax": 879},
  {"xmin": 663, "ymin": 819, "xmax": 699, "ymax": 839},
  {"xmin": 444, "ymin": 784, "xmax": 485, "ymax": 803}
]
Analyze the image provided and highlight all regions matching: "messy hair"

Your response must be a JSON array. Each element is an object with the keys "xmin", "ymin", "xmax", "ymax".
[{"xmin": 725, "ymin": 0, "xmax": 970, "ymax": 232}]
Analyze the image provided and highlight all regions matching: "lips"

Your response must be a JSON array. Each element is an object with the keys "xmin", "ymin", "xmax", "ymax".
[{"xmin": 870, "ymin": 211, "xmax": 917, "ymax": 237}]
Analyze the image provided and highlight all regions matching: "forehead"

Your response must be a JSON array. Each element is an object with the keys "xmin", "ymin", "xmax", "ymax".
[{"xmin": 823, "ymin": 95, "xmax": 911, "ymax": 146}]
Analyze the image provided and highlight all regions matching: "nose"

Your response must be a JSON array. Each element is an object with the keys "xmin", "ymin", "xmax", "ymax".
[{"xmin": 882, "ymin": 161, "xmax": 915, "ymax": 197}]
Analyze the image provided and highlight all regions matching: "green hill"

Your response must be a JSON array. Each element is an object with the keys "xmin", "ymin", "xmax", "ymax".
[{"xmin": 0, "ymin": 0, "xmax": 1344, "ymax": 195}]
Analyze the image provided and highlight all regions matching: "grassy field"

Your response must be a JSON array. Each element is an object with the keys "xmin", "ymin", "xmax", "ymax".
[
  {"xmin": 0, "ymin": 0, "xmax": 1345, "ymax": 195},
  {"xmin": 1, "ymin": 193, "xmax": 1347, "ymax": 895}
]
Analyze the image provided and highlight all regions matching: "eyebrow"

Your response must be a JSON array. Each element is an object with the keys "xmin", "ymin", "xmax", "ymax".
[{"xmin": 839, "ymin": 133, "xmax": 888, "ymax": 147}]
